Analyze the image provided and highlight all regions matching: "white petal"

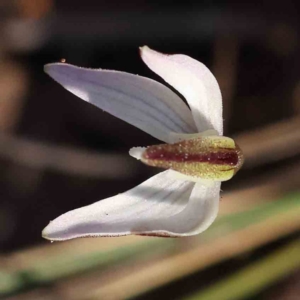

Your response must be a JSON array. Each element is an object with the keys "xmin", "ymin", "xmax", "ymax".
[
  {"xmin": 170, "ymin": 181, "xmax": 221, "ymax": 236},
  {"xmin": 42, "ymin": 171, "xmax": 195, "ymax": 240},
  {"xmin": 44, "ymin": 63, "xmax": 197, "ymax": 143},
  {"xmin": 140, "ymin": 46, "xmax": 223, "ymax": 135},
  {"xmin": 42, "ymin": 171, "xmax": 221, "ymax": 240}
]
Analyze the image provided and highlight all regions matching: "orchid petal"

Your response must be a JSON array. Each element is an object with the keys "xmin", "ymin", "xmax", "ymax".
[
  {"xmin": 42, "ymin": 171, "xmax": 196, "ymax": 240},
  {"xmin": 44, "ymin": 63, "xmax": 197, "ymax": 143},
  {"xmin": 140, "ymin": 46, "xmax": 223, "ymax": 135},
  {"xmin": 170, "ymin": 181, "xmax": 221, "ymax": 235}
]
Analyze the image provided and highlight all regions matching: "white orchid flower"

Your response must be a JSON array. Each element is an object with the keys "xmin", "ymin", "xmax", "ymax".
[{"xmin": 42, "ymin": 46, "xmax": 243, "ymax": 241}]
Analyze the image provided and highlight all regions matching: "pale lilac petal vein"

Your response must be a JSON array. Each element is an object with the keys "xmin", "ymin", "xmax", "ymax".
[{"xmin": 56, "ymin": 66, "xmax": 196, "ymax": 133}]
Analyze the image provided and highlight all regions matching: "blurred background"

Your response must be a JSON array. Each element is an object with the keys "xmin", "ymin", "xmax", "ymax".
[{"xmin": 1, "ymin": 0, "xmax": 300, "ymax": 299}]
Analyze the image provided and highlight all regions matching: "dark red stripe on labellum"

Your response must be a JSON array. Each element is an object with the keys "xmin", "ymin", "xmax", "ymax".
[{"xmin": 144, "ymin": 148, "xmax": 239, "ymax": 166}]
